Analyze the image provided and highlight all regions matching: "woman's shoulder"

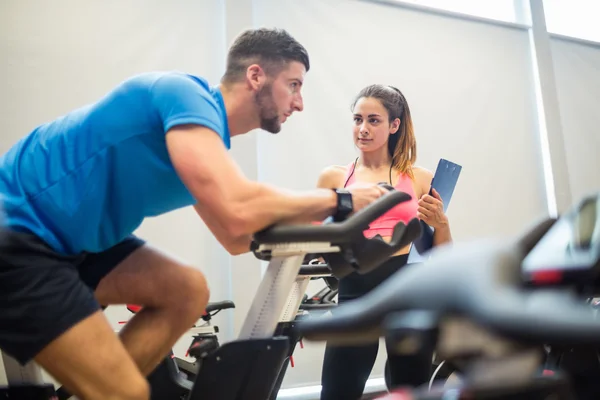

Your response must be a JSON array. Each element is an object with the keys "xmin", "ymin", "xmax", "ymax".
[
  {"xmin": 411, "ymin": 165, "xmax": 434, "ymax": 195},
  {"xmin": 316, "ymin": 164, "xmax": 348, "ymax": 189},
  {"xmin": 412, "ymin": 165, "xmax": 434, "ymax": 180}
]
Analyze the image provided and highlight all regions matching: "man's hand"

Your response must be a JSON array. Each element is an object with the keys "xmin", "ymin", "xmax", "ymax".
[{"xmin": 346, "ymin": 182, "xmax": 390, "ymax": 213}]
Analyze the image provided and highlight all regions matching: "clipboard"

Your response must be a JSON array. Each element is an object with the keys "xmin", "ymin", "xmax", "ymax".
[{"xmin": 407, "ymin": 158, "xmax": 462, "ymax": 264}]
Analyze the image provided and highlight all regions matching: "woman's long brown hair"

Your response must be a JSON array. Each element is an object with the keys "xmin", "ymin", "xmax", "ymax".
[{"xmin": 352, "ymin": 85, "xmax": 417, "ymax": 179}]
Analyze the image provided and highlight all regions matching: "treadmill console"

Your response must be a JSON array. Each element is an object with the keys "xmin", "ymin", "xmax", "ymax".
[{"xmin": 522, "ymin": 192, "xmax": 600, "ymax": 288}]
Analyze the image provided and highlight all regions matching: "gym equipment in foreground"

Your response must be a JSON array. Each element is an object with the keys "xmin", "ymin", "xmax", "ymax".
[
  {"xmin": 298, "ymin": 191, "xmax": 600, "ymax": 400},
  {"xmin": 171, "ymin": 189, "xmax": 421, "ymax": 400},
  {"xmin": 144, "ymin": 264, "xmax": 338, "ymax": 400}
]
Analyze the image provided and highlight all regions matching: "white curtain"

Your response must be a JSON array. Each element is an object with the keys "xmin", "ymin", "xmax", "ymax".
[
  {"xmin": 550, "ymin": 37, "xmax": 600, "ymax": 203},
  {"xmin": 254, "ymin": 0, "xmax": 545, "ymax": 388}
]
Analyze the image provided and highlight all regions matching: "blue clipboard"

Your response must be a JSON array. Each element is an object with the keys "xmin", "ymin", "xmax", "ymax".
[{"xmin": 407, "ymin": 158, "xmax": 462, "ymax": 264}]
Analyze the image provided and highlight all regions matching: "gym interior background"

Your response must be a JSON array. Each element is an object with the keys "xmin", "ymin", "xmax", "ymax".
[{"xmin": 0, "ymin": 0, "xmax": 598, "ymax": 398}]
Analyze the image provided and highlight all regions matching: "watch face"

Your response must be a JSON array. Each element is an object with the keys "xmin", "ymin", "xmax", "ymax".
[
  {"xmin": 338, "ymin": 190, "xmax": 353, "ymax": 216},
  {"xmin": 341, "ymin": 196, "xmax": 352, "ymax": 211}
]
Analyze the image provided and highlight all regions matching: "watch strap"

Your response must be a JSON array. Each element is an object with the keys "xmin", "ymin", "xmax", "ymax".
[{"xmin": 332, "ymin": 188, "xmax": 353, "ymax": 222}]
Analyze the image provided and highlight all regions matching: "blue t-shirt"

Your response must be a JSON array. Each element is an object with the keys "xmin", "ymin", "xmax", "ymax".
[{"xmin": 0, "ymin": 71, "xmax": 231, "ymax": 255}]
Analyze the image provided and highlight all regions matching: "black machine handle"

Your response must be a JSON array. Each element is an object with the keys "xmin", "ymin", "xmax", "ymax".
[
  {"xmin": 323, "ymin": 289, "xmax": 338, "ymax": 303},
  {"xmin": 253, "ymin": 190, "xmax": 412, "ymax": 244},
  {"xmin": 323, "ymin": 217, "xmax": 422, "ymax": 277},
  {"xmin": 298, "ymin": 264, "xmax": 332, "ymax": 276},
  {"xmin": 252, "ymin": 190, "xmax": 423, "ymax": 278},
  {"xmin": 299, "ymin": 303, "xmax": 337, "ymax": 311},
  {"xmin": 297, "ymin": 217, "xmax": 600, "ymax": 347}
]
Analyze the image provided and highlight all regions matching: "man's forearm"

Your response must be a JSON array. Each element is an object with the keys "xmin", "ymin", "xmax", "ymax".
[
  {"xmin": 195, "ymin": 183, "xmax": 338, "ymax": 255},
  {"xmin": 227, "ymin": 235, "xmax": 254, "ymax": 255},
  {"xmin": 233, "ymin": 183, "xmax": 337, "ymax": 236},
  {"xmin": 224, "ymin": 186, "xmax": 338, "ymax": 255}
]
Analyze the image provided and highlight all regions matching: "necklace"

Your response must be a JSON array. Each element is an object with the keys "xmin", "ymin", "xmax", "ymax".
[{"xmin": 344, "ymin": 157, "xmax": 394, "ymax": 187}]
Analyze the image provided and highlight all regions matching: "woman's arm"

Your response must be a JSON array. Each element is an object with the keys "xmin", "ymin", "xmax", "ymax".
[
  {"xmin": 413, "ymin": 167, "xmax": 453, "ymax": 246},
  {"xmin": 316, "ymin": 165, "xmax": 346, "ymax": 190},
  {"xmin": 432, "ymin": 207, "xmax": 452, "ymax": 246}
]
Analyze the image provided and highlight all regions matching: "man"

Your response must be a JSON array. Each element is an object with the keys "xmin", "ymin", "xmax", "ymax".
[{"xmin": 0, "ymin": 28, "xmax": 388, "ymax": 399}]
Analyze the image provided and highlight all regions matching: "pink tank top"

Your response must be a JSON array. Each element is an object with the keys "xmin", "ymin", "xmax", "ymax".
[{"xmin": 343, "ymin": 161, "xmax": 419, "ymax": 239}]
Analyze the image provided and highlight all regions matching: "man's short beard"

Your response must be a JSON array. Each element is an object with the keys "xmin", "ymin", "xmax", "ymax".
[{"xmin": 255, "ymin": 82, "xmax": 281, "ymax": 134}]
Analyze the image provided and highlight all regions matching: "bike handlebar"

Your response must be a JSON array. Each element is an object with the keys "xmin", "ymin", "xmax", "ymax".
[
  {"xmin": 251, "ymin": 190, "xmax": 423, "ymax": 278},
  {"xmin": 297, "ymin": 217, "xmax": 600, "ymax": 347},
  {"xmin": 298, "ymin": 264, "xmax": 332, "ymax": 277},
  {"xmin": 253, "ymin": 191, "xmax": 412, "ymax": 244},
  {"xmin": 299, "ymin": 303, "xmax": 337, "ymax": 311}
]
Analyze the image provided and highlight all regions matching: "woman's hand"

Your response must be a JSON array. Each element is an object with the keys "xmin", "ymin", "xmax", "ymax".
[{"xmin": 417, "ymin": 188, "xmax": 448, "ymax": 229}]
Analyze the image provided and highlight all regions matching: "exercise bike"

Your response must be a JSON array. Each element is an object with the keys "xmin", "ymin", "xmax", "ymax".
[
  {"xmin": 0, "ymin": 188, "xmax": 423, "ymax": 399},
  {"xmin": 297, "ymin": 191, "xmax": 600, "ymax": 400},
  {"xmin": 424, "ymin": 193, "xmax": 600, "ymax": 399},
  {"xmin": 129, "ymin": 300, "xmax": 236, "ymax": 398},
  {"xmin": 165, "ymin": 188, "xmax": 421, "ymax": 400},
  {"xmin": 146, "ymin": 264, "xmax": 339, "ymax": 400}
]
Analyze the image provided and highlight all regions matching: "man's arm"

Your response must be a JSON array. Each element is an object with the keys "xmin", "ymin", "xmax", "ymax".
[
  {"xmin": 192, "ymin": 204, "xmax": 253, "ymax": 255},
  {"xmin": 166, "ymin": 124, "xmax": 340, "ymax": 253}
]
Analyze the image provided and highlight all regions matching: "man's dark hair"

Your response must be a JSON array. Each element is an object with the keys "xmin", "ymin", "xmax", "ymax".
[{"xmin": 222, "ymin": 28, "xmax": 310, "ymax": 84}]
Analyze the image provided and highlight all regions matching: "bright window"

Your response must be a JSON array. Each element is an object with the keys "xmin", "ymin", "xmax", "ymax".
[
  {"xmin": 543, "ymin": 0, "xmax": 600, "ymax": 43},
  {"xmin": 389, "ymin": 0, "xmax": 523, "ymax": 24}
]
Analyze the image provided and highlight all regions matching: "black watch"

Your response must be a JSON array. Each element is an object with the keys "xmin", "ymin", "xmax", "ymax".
[{"xmin": 332, "ymin": 188, "xmax": 353, "ymax": 222}]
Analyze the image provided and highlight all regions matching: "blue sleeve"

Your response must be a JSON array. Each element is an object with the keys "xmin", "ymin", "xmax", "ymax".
[{"xmin": 149, "ymin": 72, "xmax": 224, "ymax": 137}]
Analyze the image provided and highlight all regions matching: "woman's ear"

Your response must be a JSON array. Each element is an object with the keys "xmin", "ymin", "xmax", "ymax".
[{"xmin": 390, "ymin": 118, "xmax": 401, "ymax": 134}]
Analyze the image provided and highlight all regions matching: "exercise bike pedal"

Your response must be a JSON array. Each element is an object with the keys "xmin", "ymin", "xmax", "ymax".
[{"xmin": 0, "ymin": 384, "xmax": 58, "ymax": 399}]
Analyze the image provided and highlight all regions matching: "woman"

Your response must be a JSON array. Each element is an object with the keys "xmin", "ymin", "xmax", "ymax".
[{"xmin": 316, "ymin": 84, "xmax": 453, "ymax": 399}]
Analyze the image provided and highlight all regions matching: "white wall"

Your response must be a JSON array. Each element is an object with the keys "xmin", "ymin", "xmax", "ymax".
[
  {"xmin": 0, "ymin": 0, "xmax": 598, "ymax": 395},
  {"xmin": 550, "ymin": 37, "xmax": 600, "ymax": 203}
]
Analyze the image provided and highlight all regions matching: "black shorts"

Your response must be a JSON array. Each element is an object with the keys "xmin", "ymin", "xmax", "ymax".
[{"xmin": 0, "ymin": 230, "xmax": 145, "ymax": 365}]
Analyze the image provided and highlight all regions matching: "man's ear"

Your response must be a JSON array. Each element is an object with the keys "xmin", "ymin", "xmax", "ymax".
[
  {"xmin": 246, "ymin": 64, "xmax": 267, "ymax": 91},
  {"xmin": 390, "ymin": 118, "xmax": 401, "ymax": 134}
]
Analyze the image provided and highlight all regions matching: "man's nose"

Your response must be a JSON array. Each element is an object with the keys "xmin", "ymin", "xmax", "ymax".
[{"xmin": 292, "ymin": 94, "xmax": 304, "ymax": 112}]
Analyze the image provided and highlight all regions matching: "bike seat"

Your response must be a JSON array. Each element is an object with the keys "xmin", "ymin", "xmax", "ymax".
[
  {"xmin": 126, "ymin": 300, "xmax": 236, "ymax": 315},
  {"xmin": 205, "ymin": 300, "xmax": 236, "ymax": 314}
]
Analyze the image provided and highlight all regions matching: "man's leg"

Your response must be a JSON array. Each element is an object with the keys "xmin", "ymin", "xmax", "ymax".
[
  {"xmin": 84, "ymin": 242, "xmax": 210, "ymax": 375},
  {"xmin": 0, "ymin": 231, "xmax": 149, "ymax": 400},
  {"xmin": 34, "ymin": 312, "xmax": 150, "ymax": 400}
]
